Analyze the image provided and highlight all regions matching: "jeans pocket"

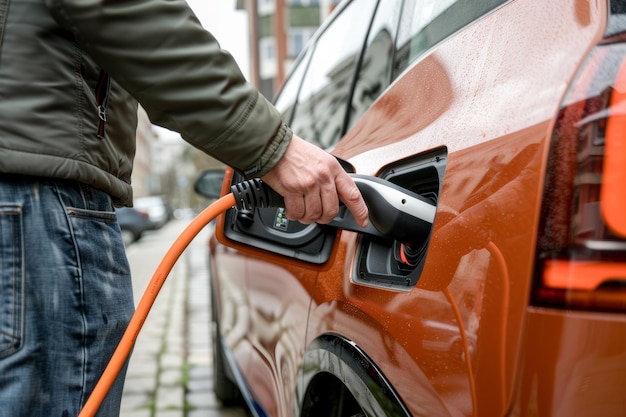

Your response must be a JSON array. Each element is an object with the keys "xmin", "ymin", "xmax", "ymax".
[
  {"xmin": 65, "ymin": 207, "xmax": 117, "ymax": 222},
  {"xmin": 0, "ymin": 204, "xmax": 24, "ymax": 358}
]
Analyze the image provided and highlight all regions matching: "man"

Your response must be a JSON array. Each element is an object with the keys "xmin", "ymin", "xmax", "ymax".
[{"xmin": 0, "ymin": 1, "xmax": 368, "ymax": 416}]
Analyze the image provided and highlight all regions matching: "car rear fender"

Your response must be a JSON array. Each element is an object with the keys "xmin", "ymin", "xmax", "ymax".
[{"xmin": 296, "ymin": 333, "xmax": 449, "ymax": 417}]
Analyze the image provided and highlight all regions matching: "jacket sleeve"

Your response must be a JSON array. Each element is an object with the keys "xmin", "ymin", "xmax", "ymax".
[{"xmin": 45, "ymin": 0, "xmax": 291, "ymax": 178}]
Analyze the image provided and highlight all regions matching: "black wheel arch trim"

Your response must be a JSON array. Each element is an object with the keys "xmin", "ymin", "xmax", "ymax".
[{"xmin": 297, "ymin": 333, "xmax": 412, "ymax": 417}]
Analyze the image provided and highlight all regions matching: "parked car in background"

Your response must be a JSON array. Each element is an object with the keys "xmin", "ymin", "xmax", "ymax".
[
  {"xmin": 133, "ymin": 195, "xmax": 172, "ymax": 230},
  {"xmin": 116, "ymin": 206, "xmax": 153, "ymax": 246},
  {"xmin": 196, "ymin": 0, "xmax": 626, "ymax": 416}
]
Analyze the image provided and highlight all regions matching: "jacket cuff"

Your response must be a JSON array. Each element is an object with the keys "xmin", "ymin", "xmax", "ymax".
[{"xmin": 241, "ymin": 122, "xmax": 292, "ymax": 179}]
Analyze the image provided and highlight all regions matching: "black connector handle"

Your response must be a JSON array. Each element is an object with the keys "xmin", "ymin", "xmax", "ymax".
[{"xmin": 231, "ymin": 178, "xmax": 284, "ymax": 210}]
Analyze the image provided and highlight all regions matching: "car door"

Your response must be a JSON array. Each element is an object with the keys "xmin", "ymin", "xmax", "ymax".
[{"xmin": 212, "ymin": 1, "xmax": 381, "ymax": 415}]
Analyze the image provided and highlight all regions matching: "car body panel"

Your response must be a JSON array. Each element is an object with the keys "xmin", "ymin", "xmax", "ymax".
[
  {"xmin": 211, "ymin": 178, "xmax": 322, "ymax": 415},
  {"xmin": 326, "ymin": 2, "xmax": 604, "ymax": 414},
  {"xmin": 207, "ymin": 0, "xmax": 626, "ymax": 416},
  {"xmin": 518, "ymin": 308, "xmax": 626, "ymax": 416}
]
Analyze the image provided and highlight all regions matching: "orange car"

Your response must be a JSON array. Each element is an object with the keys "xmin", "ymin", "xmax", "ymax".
[{"xmin": 195, "ymin": 0, "xmax": 626, "ymax": 416}]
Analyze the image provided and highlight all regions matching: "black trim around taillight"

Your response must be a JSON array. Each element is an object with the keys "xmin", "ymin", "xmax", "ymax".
[{"xmin": 534, "ymin": 42, "xmax": 626, "ymax": 312}]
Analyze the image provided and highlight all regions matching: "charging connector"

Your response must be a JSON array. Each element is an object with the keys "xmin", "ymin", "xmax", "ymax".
[
  {"xmin": 230, "ymin": 175, "xmax": 436, "ymax": 244},
  {"xmin": 231, "ymin": 178, "xmax": 284, "ymax": 210}
]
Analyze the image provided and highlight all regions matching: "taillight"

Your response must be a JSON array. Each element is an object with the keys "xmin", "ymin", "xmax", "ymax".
[{"xmin": 534, "ymin": 43, "xmax": 626, "ymax": 312}]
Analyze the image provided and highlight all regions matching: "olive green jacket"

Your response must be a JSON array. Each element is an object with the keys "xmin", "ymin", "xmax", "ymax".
[{"xmin": 0, "ymin": 0, "xmax": 291, "ymax": 206}]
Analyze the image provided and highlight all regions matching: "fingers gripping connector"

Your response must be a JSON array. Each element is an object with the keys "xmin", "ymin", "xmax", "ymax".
[{"xmin": 230, "ymin": 178, "xmax": 285, "ymax": 211}]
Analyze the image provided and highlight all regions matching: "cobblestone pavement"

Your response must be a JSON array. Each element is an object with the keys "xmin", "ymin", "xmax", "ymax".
[{"xmin": 119, "ymin": 219, "xmax": 249, "ymax": 417}]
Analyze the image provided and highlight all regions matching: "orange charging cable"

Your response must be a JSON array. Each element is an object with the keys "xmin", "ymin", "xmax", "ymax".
[{"xmin": 79, "ymin": 192, "xmax": 236, "ymax": 417}]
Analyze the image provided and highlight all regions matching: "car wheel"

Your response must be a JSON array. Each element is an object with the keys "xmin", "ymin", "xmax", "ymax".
[{"xmin": 210, "ymin": 288, "xmax": 243, "ymax": 404}]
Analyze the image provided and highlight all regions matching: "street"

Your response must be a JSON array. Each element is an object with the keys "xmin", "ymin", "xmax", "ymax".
[{"xmin": 119, "ymin": 218, "xmax": 249, "ymax": 417}]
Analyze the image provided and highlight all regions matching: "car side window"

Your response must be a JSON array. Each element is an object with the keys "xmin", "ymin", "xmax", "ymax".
[
  {"xmin": 347, "ymin": 0, "xmax": 404, "ymax": 131},
  {"xmin": 393, "ymin": 0, "xmax": 508, "ymax": 78},
  {"xmin": 274, "ymin": 49, "xmax": 312, "ymax": 125},
  {"xmin": 289, "ymin": 0, "xmax": 378, "ymax": 150}
]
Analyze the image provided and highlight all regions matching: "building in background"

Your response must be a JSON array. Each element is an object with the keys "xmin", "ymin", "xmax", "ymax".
[
  {"xmin": 236, "ymin": 0, "xmax": 341, "ymax": 100},
  {"xmin": 132, "ymin": 106, "xmax": 185, "ymax": 200},
  {"xmin": 133, "ymin": 116, "xmax": 224, "ymax": 212},
  {"xmin": 132, "ymin": 106, "xmax": 157, "ymax": 199}
]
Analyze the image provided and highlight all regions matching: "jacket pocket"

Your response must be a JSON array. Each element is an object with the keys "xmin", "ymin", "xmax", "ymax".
[
  {"xmin": 95, "ymin": 69, "xmax": 111, "ymax": 139},
  {"xmin": 0, "ymin": 204, "xmax": 24, "ymax": 358}
]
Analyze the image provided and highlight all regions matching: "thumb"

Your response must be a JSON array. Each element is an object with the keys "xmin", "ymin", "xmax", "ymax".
[{"xmin": 336, "ymin": 172, "xmax": 369, "ymax": 227}]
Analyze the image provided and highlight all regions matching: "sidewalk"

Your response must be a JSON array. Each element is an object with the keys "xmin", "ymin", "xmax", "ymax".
[{"xmin": 119, "ymin": 220, "xmax": 248, "ymax": 417}]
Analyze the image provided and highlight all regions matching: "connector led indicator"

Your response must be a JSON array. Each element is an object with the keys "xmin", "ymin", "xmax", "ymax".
[{"xmin": 274, "ymin": 208, "xmax": 289, "ymax": 230}]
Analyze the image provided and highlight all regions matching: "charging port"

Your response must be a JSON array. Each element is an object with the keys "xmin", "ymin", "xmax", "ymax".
[{"xmin": 353, "ymin": 148, "xmax": 446, "ymax": 290}]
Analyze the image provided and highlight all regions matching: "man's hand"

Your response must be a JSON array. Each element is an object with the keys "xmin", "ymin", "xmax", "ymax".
[{"xmin": 261, "ymin": 135, "xmax": 369, "ymax": 227}]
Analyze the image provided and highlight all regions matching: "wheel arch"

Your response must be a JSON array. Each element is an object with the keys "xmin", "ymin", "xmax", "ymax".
[{"xmin": 297, "ymin": 333, "xmax": 411, "ymax": 417}]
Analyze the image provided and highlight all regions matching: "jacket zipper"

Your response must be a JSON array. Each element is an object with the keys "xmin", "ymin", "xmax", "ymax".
[{"xmin": 95, "ymin": 69, "xmax": 111, "ymax": 139}]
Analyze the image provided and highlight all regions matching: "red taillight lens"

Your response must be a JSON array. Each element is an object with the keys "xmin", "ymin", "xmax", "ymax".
[{"xmin": 535, "ymin": 44, "xmax": 626, "ymax": 312}]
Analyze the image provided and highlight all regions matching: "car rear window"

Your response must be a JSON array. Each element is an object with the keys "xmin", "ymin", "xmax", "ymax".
[{"xmin": 393, "ymin": 0, "xmax": 509, "ymax": 78}]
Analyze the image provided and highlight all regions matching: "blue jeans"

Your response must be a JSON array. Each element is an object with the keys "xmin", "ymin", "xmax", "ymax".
[{"xmin": 0, "ymin": 176, "xmax": 135, "ymax": 417}]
